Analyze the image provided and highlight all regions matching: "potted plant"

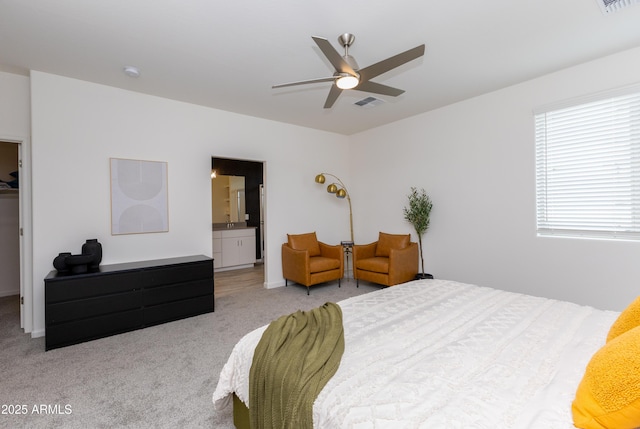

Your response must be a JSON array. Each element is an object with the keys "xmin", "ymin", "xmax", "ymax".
[{"xmin": 403, "ymin": 187, "xmax": 433, "ymax": 279}]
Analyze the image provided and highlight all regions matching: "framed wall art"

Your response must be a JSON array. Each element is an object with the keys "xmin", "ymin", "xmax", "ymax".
[{"xmin": 110, "ymin": 158, "xmax": 168, "ymax": 235}]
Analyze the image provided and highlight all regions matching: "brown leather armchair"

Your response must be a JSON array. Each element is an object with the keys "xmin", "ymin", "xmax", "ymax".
[
  {"xmin": 282, "ymin": 232, "xmax": 344, "ymax": 295},
  {"xmin": 353, "ymin": 232, "xmax": 418, "ymax": 287}
]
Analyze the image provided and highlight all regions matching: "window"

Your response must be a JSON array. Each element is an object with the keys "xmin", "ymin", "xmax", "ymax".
[{"xmin": 535, "ymin": 85, "xmax": 640, "ymax": 240}]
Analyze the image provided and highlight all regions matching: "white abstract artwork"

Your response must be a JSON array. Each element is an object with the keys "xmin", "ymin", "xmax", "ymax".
[{"xmin": 110, "ymin": 158, "xmax": 168, "ymax": 235}]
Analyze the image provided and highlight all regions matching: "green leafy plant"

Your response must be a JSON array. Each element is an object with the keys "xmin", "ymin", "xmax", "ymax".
[{"xmin": 403, "ymin": 187, "xmax": 433, "ymax": 275}]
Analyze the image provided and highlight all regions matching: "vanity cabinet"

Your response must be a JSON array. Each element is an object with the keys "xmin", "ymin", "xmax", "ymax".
[
  {"xmin": 212, "ymin": 228, "xmax": 256, "ymax": 271},
  {"xmin": 212, "ymin": 230, "xmax": 223, "ymax": 269}
]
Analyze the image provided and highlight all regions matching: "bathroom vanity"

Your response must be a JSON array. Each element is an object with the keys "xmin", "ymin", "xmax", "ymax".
[{"xmin": 212, "ymin": 225, "xmax": 256, "ymax": 271}]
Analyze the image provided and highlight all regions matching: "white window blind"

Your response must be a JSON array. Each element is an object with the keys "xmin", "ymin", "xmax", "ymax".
[{"xmin": 535, "ymin": 85, "xmax": 640, "ymax": 240}]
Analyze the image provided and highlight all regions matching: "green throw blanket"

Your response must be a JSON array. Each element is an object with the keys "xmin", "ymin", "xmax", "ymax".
[{"xmin": 249, "ymin": 302, "xmax": 344, "ymax": 429}]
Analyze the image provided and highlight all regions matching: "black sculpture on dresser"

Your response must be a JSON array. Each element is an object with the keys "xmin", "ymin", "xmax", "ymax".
[{"xmin": 53, "ymin": 239, "xmax": 103, "ymax": 274}]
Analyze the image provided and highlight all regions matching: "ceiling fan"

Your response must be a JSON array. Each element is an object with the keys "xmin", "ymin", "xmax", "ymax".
[{"xmin": 272, "ymin": 33, "xmax": 425, "ymax": 108}]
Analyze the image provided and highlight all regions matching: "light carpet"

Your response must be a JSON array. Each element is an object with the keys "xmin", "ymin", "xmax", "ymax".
[{"xmin": 0, "ymin": 279, "xmax": 378, "ymax": 429}]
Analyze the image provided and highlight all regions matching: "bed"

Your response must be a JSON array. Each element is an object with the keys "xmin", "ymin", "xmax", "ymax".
[{"xmin": 213, "ymin": 278, "xmax": 640, "ymax": 428}]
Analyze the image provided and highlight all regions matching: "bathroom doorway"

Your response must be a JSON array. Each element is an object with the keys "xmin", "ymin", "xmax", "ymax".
[{"xmin": 211, "ymin": 157, "xmax": 265, "ymax": 288}]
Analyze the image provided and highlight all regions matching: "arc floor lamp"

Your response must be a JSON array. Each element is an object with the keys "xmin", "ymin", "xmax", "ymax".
[{"xmin": 314, "ymin": 173, "xmax": 354, "ymax": 243}]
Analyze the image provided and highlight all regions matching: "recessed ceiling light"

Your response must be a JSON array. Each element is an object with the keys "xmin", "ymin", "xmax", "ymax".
[{"xmin": 123, "ymin": 66, "xmax": 140, "ymax": 78}]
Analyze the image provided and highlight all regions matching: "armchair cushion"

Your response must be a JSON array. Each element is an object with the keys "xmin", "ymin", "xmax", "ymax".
[
  {"xmin": 288, "ymin": 232, "xmax": 321, "ymax": 257},
  {"xmin": 309, "ymin": 256, "xmax": 341, "ymax": 274},
  {"xmin": 355, "ymin": 257, "xmax": 389, "ymax": 274},
  {"xmin": 375, "ymin": 232, "xmax": 410, "ymax": 257}
]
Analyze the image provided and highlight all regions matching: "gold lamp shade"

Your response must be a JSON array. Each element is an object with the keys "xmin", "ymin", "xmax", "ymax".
[
  {"xmin": 327, "ymin": 183, "xmax": 338, "ymax": 193},
  {"xmin": 336, "ymin": 188, "xmax": 347, "ymax": 199},
  {"xmin": 315, "ymin": 174, "xmax": 326, "ymax": 184}
]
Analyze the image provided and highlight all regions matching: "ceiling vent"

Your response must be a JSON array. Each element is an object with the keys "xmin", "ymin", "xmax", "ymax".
[
  {"xmin": 354, "ymin": 96, "xmax": 385, "ymax": 108},
  {"xmin": 596, "ymin": 0, "xmax": 640, "ymax": 14}
]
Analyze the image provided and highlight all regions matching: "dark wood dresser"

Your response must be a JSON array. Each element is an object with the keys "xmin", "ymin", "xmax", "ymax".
[{"xmin": 44, "ymin": 255, "xmax": 214, "ymax": 350}]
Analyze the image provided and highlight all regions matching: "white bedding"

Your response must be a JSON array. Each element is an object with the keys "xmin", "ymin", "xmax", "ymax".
[{"xmin": 212, "ymin": 279, "xmax": 618, "ymax": 428}]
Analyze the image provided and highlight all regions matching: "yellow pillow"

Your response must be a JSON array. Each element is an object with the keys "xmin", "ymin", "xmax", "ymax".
[
  {"xmin": 572, "ymin": 325, "xmax": 640, "ymax": 429},
  {"xmin": 607, "ymin": 296, "xmax": 640, "ymax": 342}
]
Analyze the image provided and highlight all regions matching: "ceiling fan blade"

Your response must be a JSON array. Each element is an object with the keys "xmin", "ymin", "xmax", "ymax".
[
  {"xmin": 355, "ymin": 81, "xmax": 405, "ymax": 97},
  {"xmin": 272, "ymin": 76, "xmax": 336, "ymax": 89},
  {"xmin": 312, "ymin": 36, "xmax": 357, "ymax": 75},
  {"xmin": 323, "ymin": 84, "xmax": 343, "ymax": 109},
  {"xmin": 358, "ymin": 44, "xmax": 425, "ymax": 81}
]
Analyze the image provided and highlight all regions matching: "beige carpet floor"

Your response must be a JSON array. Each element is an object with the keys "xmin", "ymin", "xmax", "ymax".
[{"xmin": 0, "ymin": 271, "xmax": 378, "ymax": 429}]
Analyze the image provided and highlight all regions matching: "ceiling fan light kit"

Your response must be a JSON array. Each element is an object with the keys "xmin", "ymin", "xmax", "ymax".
[
  {"xmin": 596, "ymin": 0, "xmax": 640, "ymax": 14},
  {"xmin": 336, "ymin": 73, "xmax": 359, "ymax": 89},
  {"xmin": 272, "ymin": 33, "xmax": 425, "ymax": 108}
]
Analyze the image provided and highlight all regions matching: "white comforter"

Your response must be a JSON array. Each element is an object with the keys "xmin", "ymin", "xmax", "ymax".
[{"xmin": 212, "ymin": 279, "xmax": 618, "ymax": 428}]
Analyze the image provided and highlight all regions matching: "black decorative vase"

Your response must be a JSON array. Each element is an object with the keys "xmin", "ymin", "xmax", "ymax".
[
  {"xmin": 53, "ymin": 252, "xmax": 72, "ymax": 273},
  {"xmin": 65, "ymin": 254, "xmax": 94, "ymax": 274},
  {"xmin": 82, "ymin": 239, "xmax": 102, "ymax": 270}
]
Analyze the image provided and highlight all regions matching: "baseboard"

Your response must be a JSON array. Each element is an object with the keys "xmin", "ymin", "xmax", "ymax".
[
  {"xmin": 31, "ymin": 329, "xmax": 45, "ymax": 338},
  {"xmin": 214, "ymin": 263, "xmax": 255, "ymax": 272},
  {"xmin": 264, "ymin": 280, "xmax": 285, "ymax": 289},
  {"xmin": 0, "ymin": 289, "xmax": 19, "ymax": 298}
]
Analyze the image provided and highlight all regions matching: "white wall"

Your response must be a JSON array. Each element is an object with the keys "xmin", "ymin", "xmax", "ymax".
[
  {"xmin": 29, "ymin": 71, "xmax": 350, "ymax": 335},
  {"xmin": 0, "ymin": 71, "xmax": 30, "ymax": 136},
  {"xmin": 350, "ymin": 46, "xmax": 640, "ymax": 312}
]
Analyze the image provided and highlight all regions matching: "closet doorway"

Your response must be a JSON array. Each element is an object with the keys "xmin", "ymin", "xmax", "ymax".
[
  {"xmin": 211, "ymin": 157, "xmax": 265, "ymax": 290},
  {"xmin": 0, "ymin": 141, "xmax": 21, "ymax": 329}
]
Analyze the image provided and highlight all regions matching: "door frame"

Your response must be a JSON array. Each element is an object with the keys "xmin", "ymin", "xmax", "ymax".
[
  {"xmin": 0, "ymin": 135, "xmax": 33, "ymax": 333},
  {"xmin": 211, "ymin": 156, "xmax": 266, "ymax": 284}
]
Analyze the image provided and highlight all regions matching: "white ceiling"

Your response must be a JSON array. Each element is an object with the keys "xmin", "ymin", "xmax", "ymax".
[{"xmin": 1, "ymin": 0, "xmax": 640, "ymax": 135}]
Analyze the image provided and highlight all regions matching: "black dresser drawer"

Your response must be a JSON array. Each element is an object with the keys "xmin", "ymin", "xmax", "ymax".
[
  {"xmin": 141, "ymin": 262, "xmax": 213, "ymax": 287},
  {"xmin": 45, "ymin": 271, "xmax": 143, "ymax": 303},
  {"xmin": 46, "ymin": 290, "xmax": 142, "ymax": 324},
  {"xmin": 46, "ymin": 309, "xmax": 143, "ymax": 350},
  {"xmin": 143, "ymin": 295, "xmax": 214, "ymax": 326},
  {"xmin": 142, "ymin": 278, "xmax": 213, "ymax": 306}
]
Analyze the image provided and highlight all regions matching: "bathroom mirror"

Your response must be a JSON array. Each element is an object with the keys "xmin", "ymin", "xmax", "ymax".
[{"xmin": 212, "ymin": 175, "xmax": 246, "ymax": 223}]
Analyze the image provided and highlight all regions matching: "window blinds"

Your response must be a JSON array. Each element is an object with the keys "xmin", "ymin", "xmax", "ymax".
[{"xmin": 535, "ymin": 86, "xmax": 640, "ymax": 240}]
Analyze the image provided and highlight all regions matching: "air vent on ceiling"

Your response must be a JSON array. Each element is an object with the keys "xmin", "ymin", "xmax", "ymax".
[
  {"xmin": 596, "ymin": 0, "xmax": 640, "ymax": 14},
  {"xmin": 354, "ymin": 96, "xmax": 385, "ymax": 108}
]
